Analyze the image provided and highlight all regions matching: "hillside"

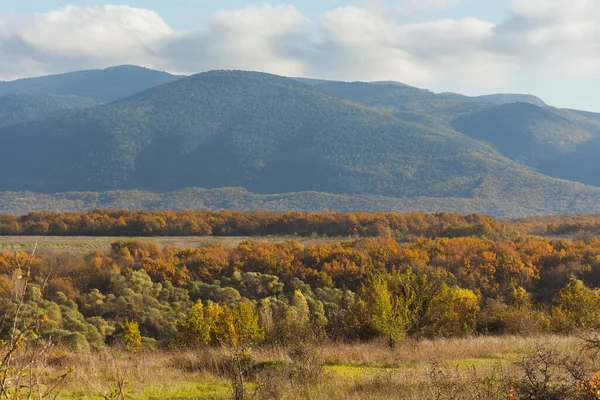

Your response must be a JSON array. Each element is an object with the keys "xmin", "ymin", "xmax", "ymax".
[
  {"xmin": 2, "ymin": 186, "xmax": 600, "ymax": 218},
  {"xmin": 311, "ymin": 81, "xmax": 488, "ymax": 125},
  {"xmin": 1, "ymin": 71, "xmax": 600, "ymax": 216},
  {"xmin": 0, "ymin": 70, "xmax": 501, "ymax": 196},
  {"xmin": 441, "ymin": 92, "xmax": 547, "ymax": 107},
  {"xmin": 311, "ymin": 80, "xmax": 600, "ymax": 188},
  {"xmin": 453, "ymin": 103, "xmax": 600, "ymax": 186},
  {"xmin": 452, "ymin": 103, "xmax": 594, "ymax": 166},
  {"xmin": 0, "ymin": 93, "xmax": 103, "ymax": 128},
  {"xmin": 0, "ymin": 65, "xmax": 182, "ymax": 102}
]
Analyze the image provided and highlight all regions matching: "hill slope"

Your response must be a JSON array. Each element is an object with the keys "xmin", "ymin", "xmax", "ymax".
[
  {"xmin": 312, "ymin": 81, "xmax": 487, "ymax": 125},
  {"xmin": 441, "ymin": 92, "xmax": 547, "ymax": 107},
  {"xmin": 452, "ymin": 103, "xmax": 594, "ymax": 166},
  {"xmin": 0, "ymin": 93, "xmax": 103, "ymax": 128},
  {"xmin": 311, "ymin": 80, "xmax": 600, "ymax": 188},
  {"xmin": 0, "ymin": 70, "xmax": 496, "ymax": 195},
  {"xmin": 0, "ymin": 70, "xmax": 600, "ymax": 217},
  {"xmin": 0, "ymin": 65, "xmax": 182, "ymax": 102},
  {"xmin": 453, "ymin": 104, "xmax": 600, "ymax": 186},
  {"xmin": 1, "ymin": 187, "xmax": 600, "ymax": 218}
]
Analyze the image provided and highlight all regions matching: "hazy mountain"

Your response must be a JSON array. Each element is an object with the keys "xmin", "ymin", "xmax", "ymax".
[
  {"xmin": 0, "ymin": 93, "xmax": 103, "ymax": 128},
  {"xmin": 0, "ymin": 65, "xmax": 182, "ymax": 102},
  {"xmin": 0, "ymin": 70, "xmax": 496, "ymax": 195},
  {"xmin": 453, "ymin": 103, "xmax": 600, "ymax": 186},
  {"xmin": 452, "ymin": 103, "xmax": 594, "ymax": 166},
  {"xmin": 441, "ymin": 92, "xmax": 547, "ymax": 107},
  {"xmin": 304, "ymin": 78, "xmax": 546, "ymax": 108},
  {"xmin": 311, "ymin": 81, "xmax": 490, "ymax": 126},
  {"xmin": 0, "ymin": 70, "xmax": 599, "ymax": 217},
  {"xmin": 310, "ymin": 79, "xmax": 600, "ymax": 188}
]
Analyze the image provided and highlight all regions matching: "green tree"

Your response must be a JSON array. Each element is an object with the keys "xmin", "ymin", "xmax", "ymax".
[
  {"xmin": 552, "ymin": 277, "xmax": 600, "ymax": 332},
  {"xmin": 174, "ymin": 301, "xmax": 215, "ymax": 348},
  {"xmin": 361, "ymin": 273, "xmax": 411, "ymax": 348},
  {"xmin": 424, "ymin": 285, "xmax": 480, "ymax": 337}
]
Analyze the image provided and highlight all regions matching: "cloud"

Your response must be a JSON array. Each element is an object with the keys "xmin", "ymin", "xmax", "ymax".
[
  {"xmin": 361, "ymin": 0, "xmax": 474, "ymax": 16},
  {"xmin": 0, "ymin": 5, "xmax": 173, "ymax": 79},
  {"xmin": 308, "ymin": 7, "xmax": 502, "ymax": 84},
  {"xmin": 0, "ymin": 0, "xmax": 598, "ymax": 102},
  {"xmin": 496, "ymin": 0, "xmax": 600, "ymax": 75},
  {"xmin": 397, "ymin": 0, "xmax": 476, "ymax": 16},
  {"xmin": 158, "ymin": 4, "xmax": 311, "ymax": 76}
]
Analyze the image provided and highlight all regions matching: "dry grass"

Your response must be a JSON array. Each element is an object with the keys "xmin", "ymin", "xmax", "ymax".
[
  {"xmin": 323, "ymin": 335, "xmax": 579, "ymax": 366},
  {"xmin": 48, "ymin": 335, "xmax": 584, "ymax": 399}
]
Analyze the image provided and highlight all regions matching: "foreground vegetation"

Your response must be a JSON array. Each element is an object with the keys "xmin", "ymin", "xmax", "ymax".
[
  {"xmin": 4, "ymin": 210, "xmax": 600, "ymax": 398},
  {"xmin": 9, "ymin": 335, "xmax": 600, "ymax": 399}
]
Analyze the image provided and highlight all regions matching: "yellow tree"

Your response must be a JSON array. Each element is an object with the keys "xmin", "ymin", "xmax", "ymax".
[
  {"xmin": 361, "ymin": 273, "xmax": 410, "ymax": 348},
  {"xmin": 552, "ymin": 277, "xmax": 600, "ymax": 332}
]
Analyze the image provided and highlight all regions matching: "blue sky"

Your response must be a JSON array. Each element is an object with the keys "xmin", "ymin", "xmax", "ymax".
[
  {"xmin": 0, "ymin": 0, "xmax": 599, "ymax": 111},
  {"xmin": 1, "ymin": 1, "xmax": 512, "ymax": 28}
]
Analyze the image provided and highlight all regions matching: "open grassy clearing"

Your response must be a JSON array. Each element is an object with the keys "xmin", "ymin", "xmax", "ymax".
[
  {"xmin": 0, "ymin": 235, "xmax": 344, "ymax": 253},
  {"xmin": 54, "ymin": 335, "xmax": 578, "ymax": 400}
]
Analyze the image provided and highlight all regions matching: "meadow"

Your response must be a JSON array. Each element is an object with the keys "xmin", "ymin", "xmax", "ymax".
[
  {"xmin": 0, "ymin": 235, "xmax": 339, "ymax": 253},
  {"xmin": 44, "ymin": 335, "xmax": 585, "ymax": 400}
]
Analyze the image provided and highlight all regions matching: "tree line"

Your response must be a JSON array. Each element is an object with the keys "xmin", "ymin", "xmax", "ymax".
[{"xmin": 0, "ymin": 210, "xmax": 509, "ymax": 238}]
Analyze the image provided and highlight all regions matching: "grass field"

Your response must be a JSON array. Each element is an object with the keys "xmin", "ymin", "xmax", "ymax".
[
  {"xmin": 0, "ymin": 235, "xmax": 344, "ymax": 253},
  {"xmin": 54, "ymin": 335, "xmax": 578, "ymax": 400}
]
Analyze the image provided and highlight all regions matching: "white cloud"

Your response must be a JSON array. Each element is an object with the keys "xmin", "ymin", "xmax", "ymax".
[
  {"xmin": 509, "ymin": 0, "xmax": 599, "ymax": 22},
  {"xmin": 158, "ymin": 4, "xmax": 311, "ymax": 76},
  {"xmin": 0, "ymin": 5, "xmax": 173, "ymax": 79},
  {"xmin": 498, "ymin": 0, "xmax": 600, "ymax": 76},
  {"xmin": 361, "ymin": 0, "xmax": 475, "ymax": 16},
  {"xmin": 0, "ymin": 0, "xmax": 598, "ymax": 108},
  {"xmin": 310, "ymin": 8, "xmax": 503, "ymax": 85},
  {"xmin": 397, "ymin": 0, "xmax": 475, "ymax": 16}
]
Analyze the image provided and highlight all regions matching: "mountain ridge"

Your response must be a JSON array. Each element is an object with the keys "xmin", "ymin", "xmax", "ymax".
[{"xmin": 2, "ymin": 66, "xmax": 600, "ymax": 216}]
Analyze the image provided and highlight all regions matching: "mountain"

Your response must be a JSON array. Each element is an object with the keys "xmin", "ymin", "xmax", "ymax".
[
  {"xmin": 1, "ymin": 70, "xmax": 600, "ymax": 217},
  {"xmin": 0, "ymin": 93, "xmax": 103, "ymax": 128},
  {"xmin": 0, "ymin": 70, "xmax": 495, "ymax": 195},
  {"xmin": 441, "ymin": 92, "xmax": 547, "ymax": 107},
  {"xmin": 0, "ymin": 65, "xmax": 182, "ymax": 102},
  {"xmin": 304, "ymin": 78, "xmax": 546, "ymax": 107},
  {"xmin": 452, "ymin": 103, "xmax": 594, "ymax": 166},
  {"xmin": 453, "ymin": 104, "xmax": 600, "ymax": 186},
  {"xmin": 310, "ymin": 80, "xmax": 600, "ymax": 188},
  {"xmin": 311, "ymin": 81, "xmax": 490, "ymax": 126}
]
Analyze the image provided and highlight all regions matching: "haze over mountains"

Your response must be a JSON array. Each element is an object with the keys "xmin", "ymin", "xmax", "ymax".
[{"xmin": 1, "ymin": 65, "xmax": 600, "ymax": 217}]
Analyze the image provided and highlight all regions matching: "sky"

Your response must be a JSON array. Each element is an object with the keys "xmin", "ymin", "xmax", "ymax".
[{"xmin": 0, "ymin": 0, "xmax": 599, "ymax": 111}]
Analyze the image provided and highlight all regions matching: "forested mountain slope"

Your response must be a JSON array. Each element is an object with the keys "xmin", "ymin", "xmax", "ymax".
[
  {"xmin": 312, "ymin": 80, "xmax": 600, "ymax": 188},
  {"xmin": 0, "ymin": 93, "xmax": 103, "ymax": 128},
  {"xmin": 0, "ymin": 72, "xmax": 587, "ymax": 193},
  {"xmin": 441, "ymin": 92, "xmax": 547, "ymax": 107},
  {"xmin": 311, "ymin": 80, "xmax": 487, "ymax": 125},
  {"xmin": 452, "ymin": 103, "xmax": 594, "ymax": 166},
  {"xmin": 453, "ymin": 104, "xmax": 600, "ymax": 186}
]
